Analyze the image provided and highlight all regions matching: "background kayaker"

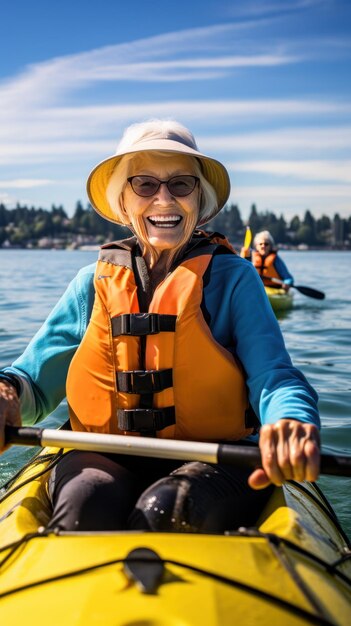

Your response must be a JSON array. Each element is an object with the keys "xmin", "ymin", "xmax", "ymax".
[
  {"xmin": 241, "ymin": 230, "xmax": 294, "ymax": 291},
  {"xmin": 0, "ymin": 119, "xmax": 320, "ymax": 533}
]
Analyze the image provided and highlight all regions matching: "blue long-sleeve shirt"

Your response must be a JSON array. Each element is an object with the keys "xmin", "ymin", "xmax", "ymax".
[
  {"xmin": 271, "ymin": 254, "xmax": 294, "ymax": 285},
  {"xmin": 2, "ymin": 253, "xmax": 319, "ymax": 429}
]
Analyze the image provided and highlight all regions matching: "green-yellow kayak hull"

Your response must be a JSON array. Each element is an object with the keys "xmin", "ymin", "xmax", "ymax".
[
  {"xmin": 265, "ymin": 286, "xmax": 294, "ymax": 312},
  {"xmin": 0, "ymin": 448, "xmax": 350, "ymax": 625}
]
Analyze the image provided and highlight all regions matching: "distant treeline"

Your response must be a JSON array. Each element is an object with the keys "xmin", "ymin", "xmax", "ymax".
[
  {"xmin": 0, "ymin": 202, "xmax": 130, "ymax": 248},
  {"xmin": 210, "ymin": 203, "xmax": 350, "ymax": 247},
  {"xmin": 0, "ymin": 201, "xmax": 350, "ymax": 248}
]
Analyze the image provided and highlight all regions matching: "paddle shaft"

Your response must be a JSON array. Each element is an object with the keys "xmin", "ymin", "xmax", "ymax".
[
  {"xmin": 263, "ymin": 276, "xmax": 325, "ymax": 300},
  {"xmin": 5, "ymin": 426, "xmax": 351, "ymax": 477}
]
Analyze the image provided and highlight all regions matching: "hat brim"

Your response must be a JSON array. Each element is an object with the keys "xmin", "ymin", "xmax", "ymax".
[{"xmin": 87, "ymin": 138, "xmax": 230, "ymax": 226}]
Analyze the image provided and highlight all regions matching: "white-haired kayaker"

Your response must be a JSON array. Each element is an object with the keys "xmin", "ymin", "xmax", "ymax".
[
  {"xmin": 0, "ymin": 120, "xmax": 320, "ymax": 532},
  {"xmin": 241, "ymin": 230, "xmax": 294, "ymax": 291}
]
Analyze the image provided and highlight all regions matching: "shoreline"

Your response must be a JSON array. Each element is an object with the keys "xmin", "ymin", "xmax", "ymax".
[{"xmin": 1, "ymin": 244, "xmax": 349, "ymax": 252}]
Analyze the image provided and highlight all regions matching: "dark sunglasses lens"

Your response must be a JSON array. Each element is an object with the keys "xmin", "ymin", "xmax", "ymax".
[
  {"xmin": 131, "ymin": 176, "xmax": 159, "ymax": 196},
  {"xmin": 130, "ymin": 175, "xmax": 197, "ymax": 197},
  {"xmin": 168, "ymin": 176, "xmax": 197, "ymax": 196}
]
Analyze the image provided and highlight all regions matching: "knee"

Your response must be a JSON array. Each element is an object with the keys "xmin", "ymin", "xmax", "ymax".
[
  {"xmin": 129, "ymin": 475, "xmax": 195, "ymax": 532},
  {"xmin": 48, "ymin": 452, "xmax": 136, "ymax": 531}
]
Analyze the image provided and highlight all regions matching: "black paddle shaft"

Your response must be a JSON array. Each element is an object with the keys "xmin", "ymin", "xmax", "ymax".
[
  {"xmin": 263, "ymin": 276, "xmax": 325, "ymax": 300},
  {"xmin": 293, "ymin": 285, "xmax": 325, "ymax": 300},
  {"xmin": 218, "ymin": 444, "xmax": 351, "ymax": 476}
]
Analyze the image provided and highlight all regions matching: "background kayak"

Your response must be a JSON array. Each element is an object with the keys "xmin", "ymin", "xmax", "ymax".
[{"xmin": 265, "ymin": 285, "xmax": 294, "ymax": 311}]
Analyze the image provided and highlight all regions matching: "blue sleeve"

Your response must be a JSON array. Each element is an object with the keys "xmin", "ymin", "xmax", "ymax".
[
  {"xmin": 273, "ymin": 255, "xmax": 294, "ymax": 284},
  {"xmin": 2, "ymin": 264, "xmax": 96, "ymax": 425},
  {"xmin": 203, "ymin": 254, "xmax": 319, "ymax": 428}
]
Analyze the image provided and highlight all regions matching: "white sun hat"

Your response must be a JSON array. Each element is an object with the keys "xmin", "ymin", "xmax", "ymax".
[{"xmin": 86, "ymin": 121, "xmax": 230, "ymax": 225}]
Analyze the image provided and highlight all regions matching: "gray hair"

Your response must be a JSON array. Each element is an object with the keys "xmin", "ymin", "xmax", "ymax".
[{"xmin": 253, "ymin": 230, "xmax": 275, "ymax": 248}]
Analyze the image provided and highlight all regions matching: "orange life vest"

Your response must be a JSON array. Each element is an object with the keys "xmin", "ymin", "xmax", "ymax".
[
  {"xmin": 66, "ymin": 233, "xmax": 256, "ymax": 442},
  {"xmin": 252, "ymin": 251, "xmax": 280, "ymax": 287}
]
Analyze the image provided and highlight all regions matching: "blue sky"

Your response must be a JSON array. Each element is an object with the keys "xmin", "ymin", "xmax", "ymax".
[{"xmin": 0, "ymin": 0, "xmax": 350, "ymax": 220}]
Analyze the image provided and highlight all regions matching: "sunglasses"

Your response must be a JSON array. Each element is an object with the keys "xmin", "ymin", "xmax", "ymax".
[{"xmin": 127, "ymin": 175, "xmax": 199, "ymax": 198}]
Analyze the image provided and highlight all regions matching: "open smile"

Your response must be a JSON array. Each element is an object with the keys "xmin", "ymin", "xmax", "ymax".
[{"xmin": 147, "ymin": 215, "xmax": 183, "ymax": 228}]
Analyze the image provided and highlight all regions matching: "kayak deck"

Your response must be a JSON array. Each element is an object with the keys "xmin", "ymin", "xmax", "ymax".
[
  {"xmin": 0, "ymin": 448, "xmax": 350, "ymax": 625},
  {"xmin": 265, "ymin": 286, "xmax": 294, "ymax": 311}
]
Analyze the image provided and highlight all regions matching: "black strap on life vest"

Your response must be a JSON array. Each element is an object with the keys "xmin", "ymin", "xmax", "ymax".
[
  {"xmin": 117, "ymin": 406, "xmax": 176, "ymax": 433},
  {"xmin": 112, "ymin": 312, "xmax": 176, "ymax": 433},
  {"xmin": 117, "ymin": 369, "xmax": 173, "ymax": 394},
  {"xmin": 112, "ymin": 313, "xmax": 177, "ymax": 336}
]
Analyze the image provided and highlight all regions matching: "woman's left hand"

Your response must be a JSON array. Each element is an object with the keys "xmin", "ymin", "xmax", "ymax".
[{"xmin": 248, "ymin": 419, "xmax": 320, "ymax": 490}]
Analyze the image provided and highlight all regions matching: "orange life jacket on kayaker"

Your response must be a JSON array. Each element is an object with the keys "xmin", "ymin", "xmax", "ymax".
[
  {"xmin": 66, "ymin": 232, "xmax": 257, "ymax": 442},
  {"xmin": 252, "ymin": 251, "xmax": 280, "ymax": 287}
]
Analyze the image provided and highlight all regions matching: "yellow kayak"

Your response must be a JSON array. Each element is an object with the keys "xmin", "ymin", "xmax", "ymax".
[
  {"xmin": 0, "ymin": 447, "xmax": 350, "ymax": 625},
  {"xmin": 265, "ymin": 286, "xmax": 294, "ymax": 312}
]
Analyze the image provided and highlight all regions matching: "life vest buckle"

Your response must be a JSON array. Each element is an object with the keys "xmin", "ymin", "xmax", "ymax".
[
  {"xmin": 117, "ymin": 406, "xmax": 176, "ymax": 432},
  {"xmin": 117, "ymin": 369, "xmax": 173, "ymax": 394},
  {"xmin": 112, "ymin": 313, "xmax": 177, "ymax": 336},
  {"xmin": 135, "ymin": 313, "xmax": 160, "ymax": 335}
]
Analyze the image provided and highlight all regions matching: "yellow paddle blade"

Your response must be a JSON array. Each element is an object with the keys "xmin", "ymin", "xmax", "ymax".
[{"xmin": 244, "ymin": 226, "xmax": 252, "ymax": 249}]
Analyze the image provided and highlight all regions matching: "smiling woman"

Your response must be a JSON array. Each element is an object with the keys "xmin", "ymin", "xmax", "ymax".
[
  {"xmin": 0, "ymin": 118, "xmax": 320, "ymax": 534},
  {"xmin": 120, "ymin": 153, "xmax": 201, "ymax": 271}
]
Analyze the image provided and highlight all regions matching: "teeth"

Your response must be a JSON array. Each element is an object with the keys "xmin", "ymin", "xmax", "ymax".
[
  {"xmin": 148, "ymin": 215, "xmax": 181, "ymax": 222},
  {"xmin": 148, "ymin": 215, "xmax": 182, "ymax": 227}
]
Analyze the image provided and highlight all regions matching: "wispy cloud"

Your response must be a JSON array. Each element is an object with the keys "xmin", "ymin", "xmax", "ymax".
[
  {"xmin": 87, "ymin": 54, "xmax": 301, "ymax": 81},
  {"xmin": 201, "ymin": 126, "xmax": 351, "ymax": 152},
  {"xmin": 0, "ymin": 16, "xmax": 344, "ymax": 115},
  {"xmin": 229, "ymin": 160, "xmax": 351, "ymax": 183},
  {"xmin": 0, "ymin": 23, "xmax": 271, "ymax": 111},
  {"xmin": 0, "ymin": 142, "xmax": 114, "ymax": 165},
  {"xmin": 231, "ymin": 184, "xmax": 351, "ymax": 218},
  {"xmin": 0, "ymin": 50, "xmax": 300, "ymax": 114},
  {"xmin": 1, "ymin": 101, "xmax": 349, "ymax": 149},
  {"xmin": 227, "ymin": 0, "xmax": 329, "ymax": 19},
  {"xmin": 233, "ymin": 184, "xmax": 351, "ymax": 198},
  {"xmin": 0, "ymin": 124, "xmax": 349, "ymax": 170},
  {"xmin": 0, "ymin": 179, "xmax": 54, "ymax": 188}
]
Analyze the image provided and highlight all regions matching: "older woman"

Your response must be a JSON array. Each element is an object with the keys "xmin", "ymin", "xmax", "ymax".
[
  {"xmin": 241, "ymin": 230, "xmax": 294, "ymax": 290},
  {"xmin": 0, "ymin": 120, "xmax": 320, "ymax": 532}
]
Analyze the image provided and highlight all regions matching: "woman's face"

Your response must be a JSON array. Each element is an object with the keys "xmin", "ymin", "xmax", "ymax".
[
  {"xmin": 122, "ymin": 153, "xmax": 200, "ymax": 252},
  {"xmin": 255, "ymin": 238, "xmax": 272, "ymax": 255}
]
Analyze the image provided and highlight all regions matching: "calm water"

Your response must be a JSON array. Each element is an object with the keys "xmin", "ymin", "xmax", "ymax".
[{"xmin": 0, "ymin": 249, "xmax": 350, "ymax": 535}]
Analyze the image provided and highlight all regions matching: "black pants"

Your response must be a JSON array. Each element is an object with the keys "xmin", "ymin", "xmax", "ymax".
[{"xmin": 48, "ymin": 450, "xmax": 273, "ymax": 533}]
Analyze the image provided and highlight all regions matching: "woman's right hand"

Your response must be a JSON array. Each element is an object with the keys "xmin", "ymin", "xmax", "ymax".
[
  {"xmin": 0, "ymin": 380, "xmax": 21, "ymax": 452},
  {"xmin": 248, "ymin": 419, "xmax": 320, "ymax": 489},
  {"xmin": 240, "ymin": 246, "xmax": 251, "ymax": 259}
]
